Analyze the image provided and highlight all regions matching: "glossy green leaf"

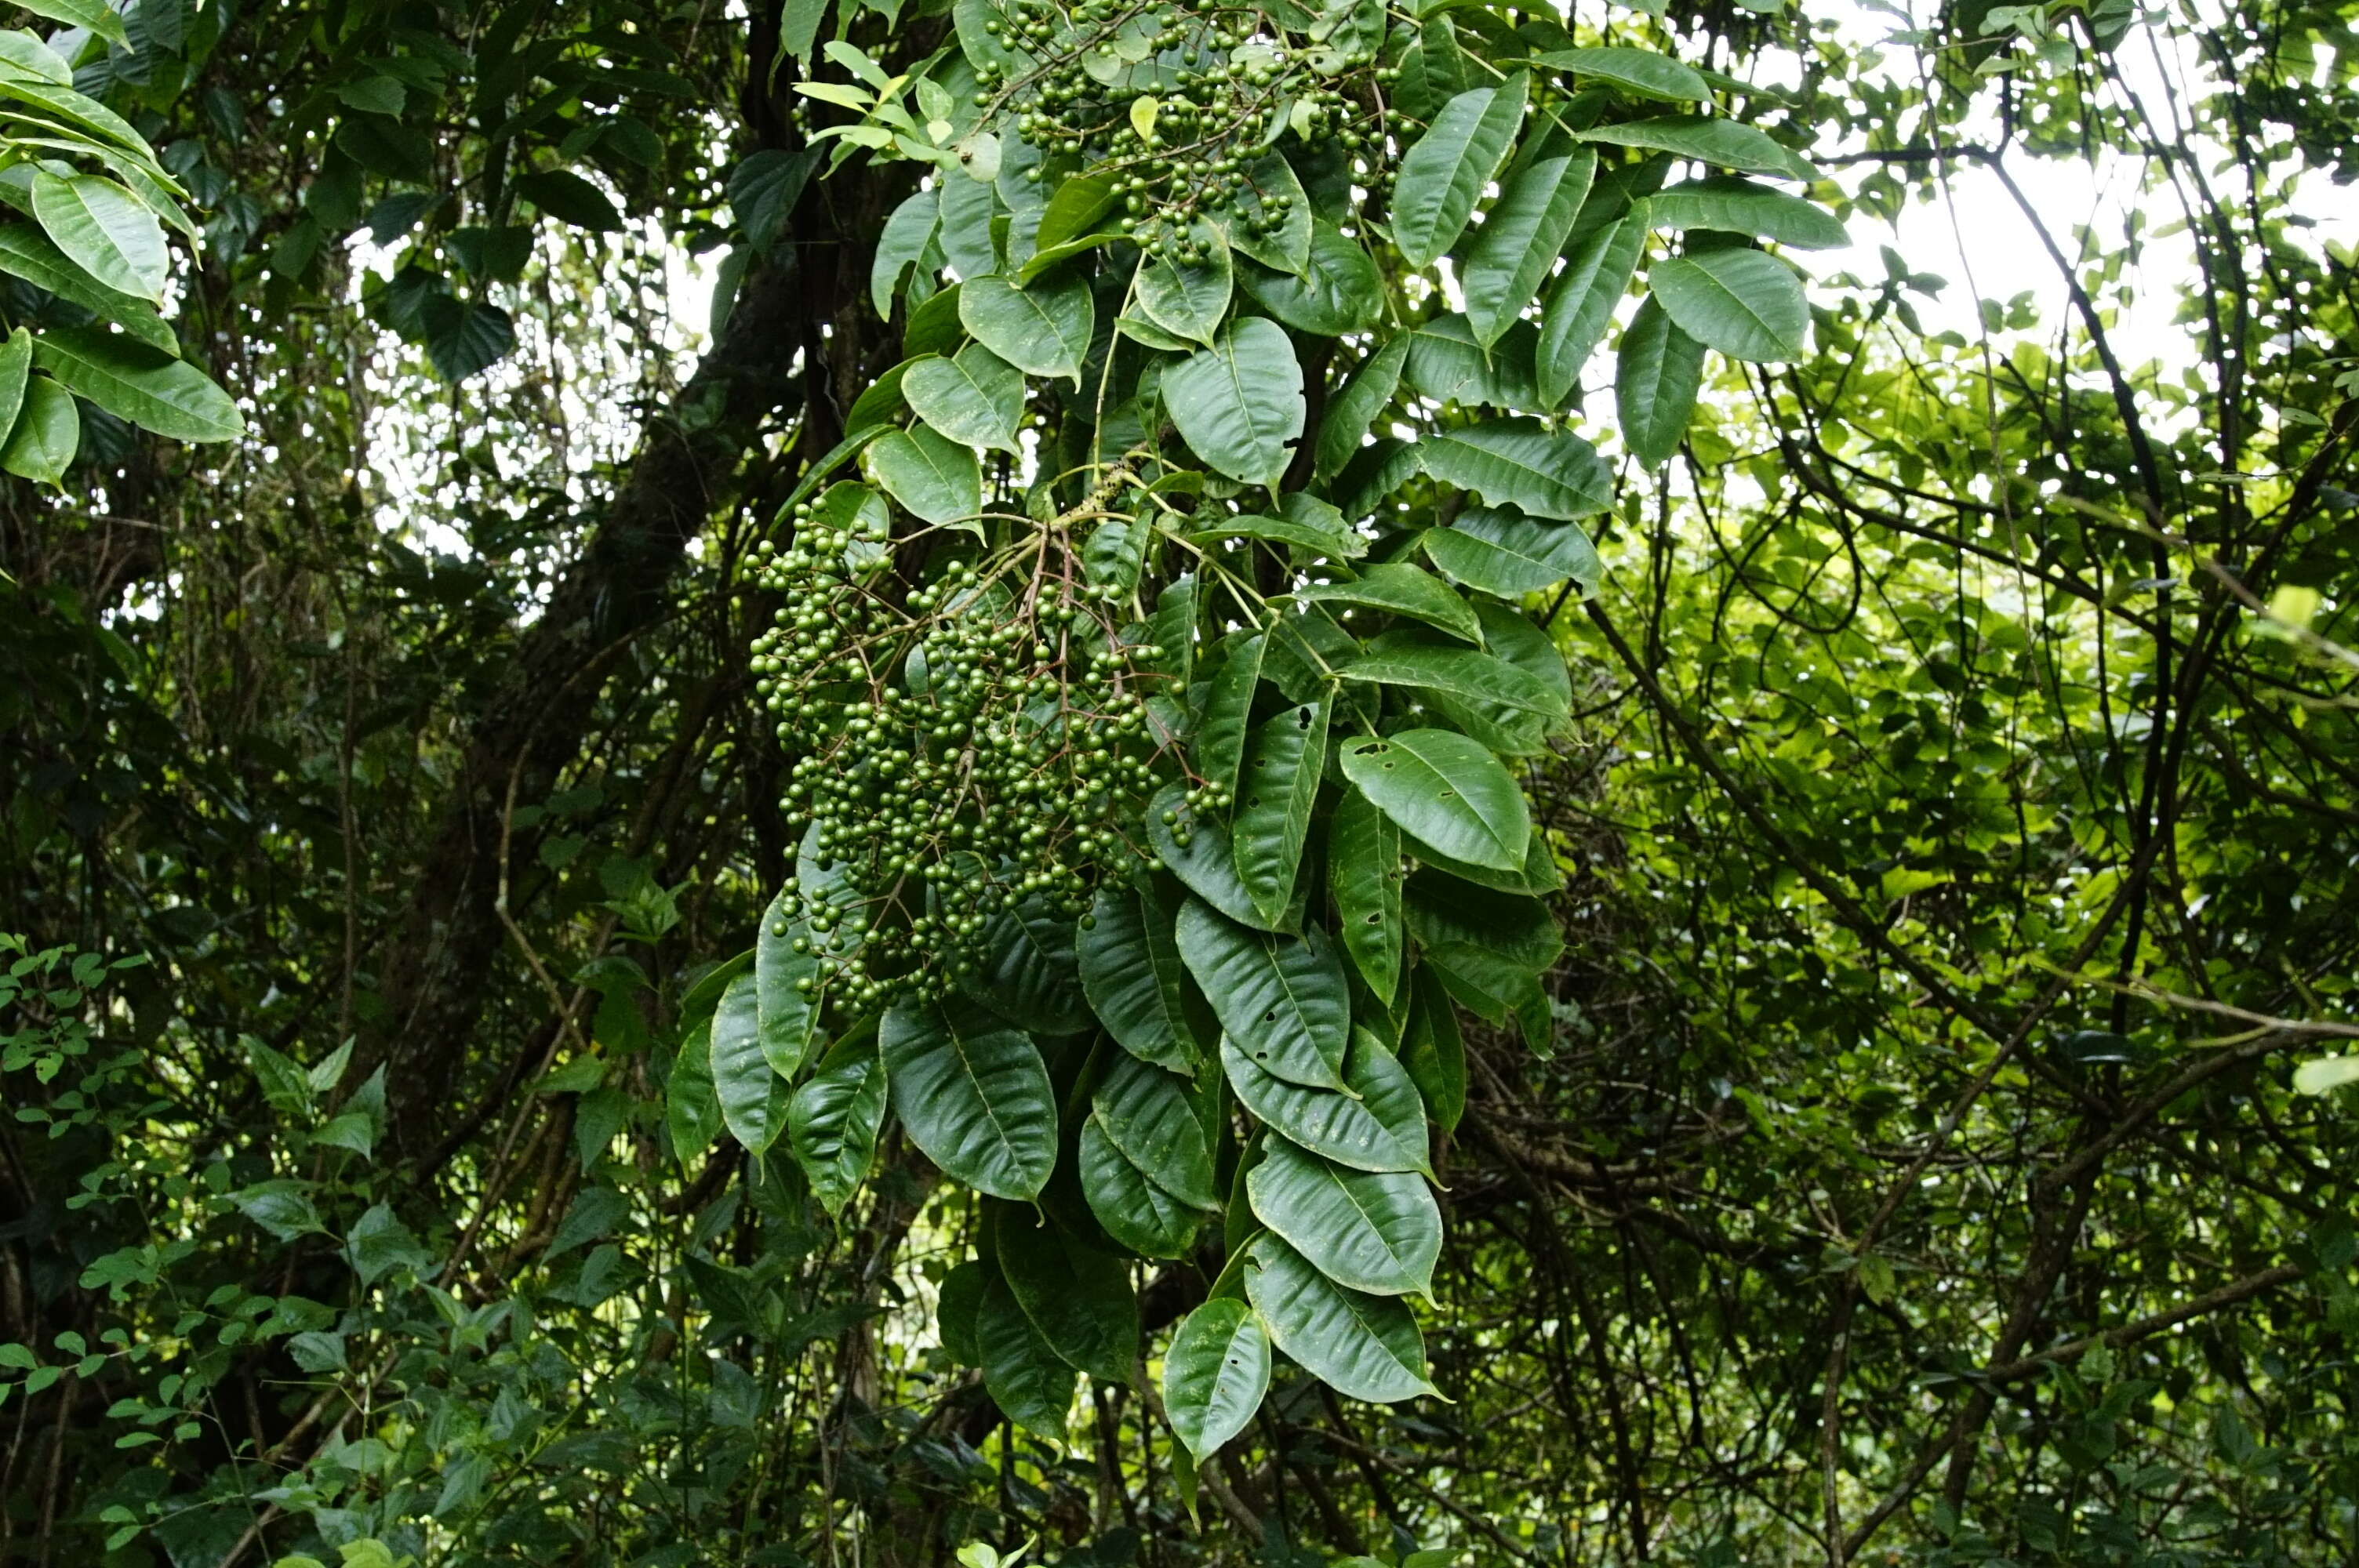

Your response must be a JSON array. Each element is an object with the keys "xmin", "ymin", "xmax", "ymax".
[
  {"xmin": 1294, "ymin": 563, "xmax": 1484, "ymax": 646},
  {"xmin": 1649, "ymin": 248, "xmax": 1809, "ymax": 361},
  {"xmin": 959, "ymin": 271, "xmax": 1093, "ymax": 382},
  {"xmin": 1648, "ymin": 176, "xmax": 1849, "ymax": 249},
  {"xmin": 998, "ymin": 1206, "xmax": 1139, "ymax": 1381},
  {"xmin": 1393, "ymin": 74, "xmax": 1528, "ymax": 268},
  {"xmin": 936, "ymin": 169, "xmax": 1001, "ymax": 278},
  {"xmin": 879, "ymin": 999, "xmax": 1056, "ymax": 1200},
  {"xmin": 32, "ymin": 171, "xmax": 165, "ymax": 301},
  {"xmin": 1422, "ymin": 508, "xmax": 1602, "ymax": 598},
  {"xmin": 1163, "ymin": 1298, "xmax": 1271, "ymax": 1460},
  {"xmin": 1079, "ymin": 1116, "xmax": 1204, "ymax": 1257},
  {"xmin": 1340, "ymin": 729, "xmax": 1530, "ymax": 871},
  {"xmin": 903, "ymin": 342, "xmax": 1024, "ymax": 452},
  {"xmin": 754, "ymin": 888, "xmax": 822, "ymax": 1080},
  {"xmin": 517, "ymin": 169, "xmax": 623, "ymax": 232},
  {"xmin": 1404, "ymin": 314, "xmax": 1541, "ymax": 411},
  {"xmin": 1035, "ymin": 170, "xmax": 1120, "ymax": 254},
  {"xmin": 421, "ymin": 298, "xmax": 516, "ymax": 383},
  {"xmin": 1214, "ymin": 151, "xmax": 1311, "ymax": 274},
  {"xmin": 867, "ymin": 423, "xmax": 981, "ymax": 525},
  {"xmin": 1575, "ymin": 117, "xmax": 1818, "ymax": 180},
  {"xmin": 1219, "ymin": 1032, "xmax": 1427, "ymax": 1174},
  {"xmin": 1164, "ymin": 318, "xmax": 1304, "ymax": 488},
  {"xmin": 1329, "ymin": 789, "xmax": 1403, "ymax": 1002},
  {"xmin": 1092, "ymin": 1054, "xmax": 1218, "ymax": 1210},
  {"xmin": 1314, "ymin": 334, "xmax": 1408, "ymax": 481},
  {"xmin": 1175, "ymin": 898, "xmax": 1349, "ymax": 1091},
  {"xmin": 1401, "ymin": 973, "xmax": 1467, "ymax": 1133},
  {"xmin": 15, "ymin": 0, "xmax": 129, "ymax": 45},
  {"xmin": 1536, "ymin": 46, "xmax": 1712, "ymax": 102},
  {"xmin": 1241, "ymin": 221, "xmax": 1383, "ymax": 336},
  {"xmin": 1460, "ymin": 151, "xmax": 1595, "ymax": 348},
  {"xmin": 1407, "ymin": 870, "xmax": 1565, "ymax": 973},
  {"xmin": 787, "ymin": 1030, "xmax": 887, "ymax": 1215},
  {"xmin": 1616, "ymin": 293, "xmax": 1706, "ymax": 468},
  {"xmin": 938, "ymin": 1259, "xmax": 989, "ymax": 1367},
  {"xmin": 710, "ymin": 970, "xmax": 788, "ymax": 1155},
  {"xmin": 1146, "ymin": 784, "xmax": 1300, "ymax": 932},
  {"xmin": 1234, "ymin": 695, "xmax": 1329, "ymax": 927},
  {"xmin": 1137, "ymin": 227, "xmax": 1233, "ymax": 346},
  {"xmin": 1194, "ymin": 632, "xmax": 1266, "ymax": 811},
  {"xmin": 978, "ymin": 1272, "xmax": 1077, "ymax": 1439},
  {"xmin": 666, "ymin": 1018, "xmax": 722, "ymax": 1165},
  {"xmin": 1417, "ymin": 419, "xmax": 1609, "ymax": 521},
  {"xmin": 1341, "ymin": 639, "xmax": 1569, "ymax": 753},
  {"xmin": 34, "ymin": 327, "xmax": 242, "ymax": 443},
  {"xmin": 1245, "ymin": 1233, "xmax": 1438, "ymax": 1402},
  {"xmin": 1185, "ymin": 511, "xmax": 1366, "ymax": 560},
  {"xmin": 0, "ymin": 225, "xmax": 174, "ymax": 351},
  {"xmin": 958, "ymin": 894, "xmax": 1091, "ymax": 1034},
  {"xmin": 1249, "ymin": 1135, "xmax": 1439, "ymax": 1296},
  {"xmin": 1079, "ymin": 878, "xmax": 1203, "ymax": 1073},
  {"xmin": 1, "ymin": 376, "xmax": 75, "ymax": 486},
  {"xmin": 1536, "ymin": 213, "xmax": 1645, "ymax": 409},
  {"xmin": 0, "ymin": 328, "xmax": 29, "ymax": 448}
]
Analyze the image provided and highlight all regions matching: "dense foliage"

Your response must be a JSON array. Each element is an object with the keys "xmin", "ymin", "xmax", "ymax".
[{"xmin": 1, "ymin": 0, "xmax": 2354, "ymax": 1564}]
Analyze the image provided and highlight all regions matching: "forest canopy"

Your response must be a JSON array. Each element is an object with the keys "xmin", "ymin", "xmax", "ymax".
[{"xmin": 2, "ymin": 0, "xmax": 2356, "ymax": 1565}]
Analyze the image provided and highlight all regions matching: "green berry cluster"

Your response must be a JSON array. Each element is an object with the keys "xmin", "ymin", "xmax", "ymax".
[
  {"xmin": 747, "ymin": 515, "xmax": 1180, "ymax": 1011},
  {"xmin": 973, "ymin": 0, "xmax": 1393, "ymax": 261}
]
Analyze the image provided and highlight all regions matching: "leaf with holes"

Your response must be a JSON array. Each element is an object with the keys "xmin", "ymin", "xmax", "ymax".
[
  {"xmin": 1340, "ymin": 729, "xmax": 1529, "ymax": 871},
  {"xmin": 1164, "ymin": 318, "xmax": 1304, "ymax": 488},
  {"xmin": 1164, "ymin": 1298, "xmax": 1271, "ymax": 1459},
  {"xmin": 1329, "ymin": 789, "xmax": 1403, "ymax": 1001},
  {"xmin": 1175, "ymin": 898, "xmax": 1349, "ymax": 1091}
]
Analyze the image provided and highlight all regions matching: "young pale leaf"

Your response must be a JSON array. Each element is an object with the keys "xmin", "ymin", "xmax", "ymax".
[
  {"xmin": 754, "ymin": 887, "xmax": 823, "ymax": 1079},
  {"xmin": 1233, "ymin": 695, "xmax": 1331, "ymax": 927},
  {"xmin": 1459, "ymin": 151, "xmax": 1596, "ymax": 348},
  {"xmin": 1080, "ymin": 879, "xmax": 1204, "ymax": 1072},
  {"xmin": 1293, "ymin": 563, "xmax": 1485, "ymax": 645},
  {"xmin": 1164, "ymin": 1298, "xmax": 1272, "ymax": 1460},
  {"xmin": 998, "ymin": 1206, "xmax": 1140, "ymax": 1381},
  {"xmin": 1314, "ymin": 334, "xmax": 1408, "ymax": 480},
  {"xmin": 1576, "ymin": 116, "xmax": 1818, "ymax": 180},
  {"xmin": 1092, "ymin": 1054, "xmax": 1219, "ymax": 1210},
  {"xmin": 880, "ymin": 999, "xmax": 1057, "ymax": 1199},
  {"xmin": 867, "ymin": 423, "xmax": 981, "ymax": 524},
  {"xmin": 1648, "ymin": 176, "xmax": 1850, "ymax": 249},
  {"xmin": 1422, "ymin": 508, "xmax": 1602, "ymax": 598},
  {"xmin": 1417, "ymin": 419, "xmax": 1609, "ymax": 521},
  {"xmin": 33, "ymin": 327, "xmax": 242, "ymax": 443},
  {"xmin": 903, "ymin": 342, "xmax": 1024, "ymax": 452},
  {"xmin": 1136, "ymin": 227, "xmax": 1234, "ymax": 346},
  {"xmin": 1339, "ymin": 730, "xmax": 1530, "ymax": 872},
  {"xmin": 1079, "ymin": 1117, "xmax": 1205, "ymax": 1257},
  {"xmin": 1164, "ymin": 318, "xmax": 1305, "ymax": 487},
  {"xmin": 710, "ymin": 970, "xmax": 789, "ymax": 1155},
  {"xmin": 1241, "ymin": 221, "xmax": 1383, "ymax": 336},
  {"xmin": 1248, "ymin": 1135, "xmax": 1441, "ymax": 1296},
  {"xmin": 787, "ymin": 1031, "xmax": 888, "ymax": 1215},
  {"xmin": 978, "ymin": 1273, "xmax": 1077, "ymax": 1439},
  {"xmin": 666, "ymin": 1019, "xmax": 722, "ymax": 1165},
  {"xmin": 1616, "ymin": 293, "xmax": 1705, "ymax": 468},
  {"xmin": 1175, "ymin": 899, "xmax": 1349, "ymax": 1091},
  {"xmin": 1219, "ymin": 1032, "xmax": 1428, "ymax": 1174},
  {"xmin": 1329, "ymin": 789, "xmax": 1403, "ymax": 1001},
  {"xmin": 959, "ymin": 271, "xmax": 1093, "ymax": 382},
  {"xmin": 1246, "ymin": 1232, "xmax": 1438, "ymax": 1402},
  {"xmin": 1392, "ymin": 74, "xmax": 1529, "ymax": 268},
  {"xmin": 1648, "ymin": 248, "xmax": 1808, "ymax": 361},
  {"xmin": 32, "ymin": 171, "xmax": 165, "ymax": 301},
  {"xmin": 1536, "ymin": 213, "xmax": 1646, "ymax": 409},
  {"xmin": 0, "ymin": 376, "xmax": 75, "ymax": 486},
  {"xmin": 1536, "ymin": 46, "xmax": 1711, "ymax": 102}
]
